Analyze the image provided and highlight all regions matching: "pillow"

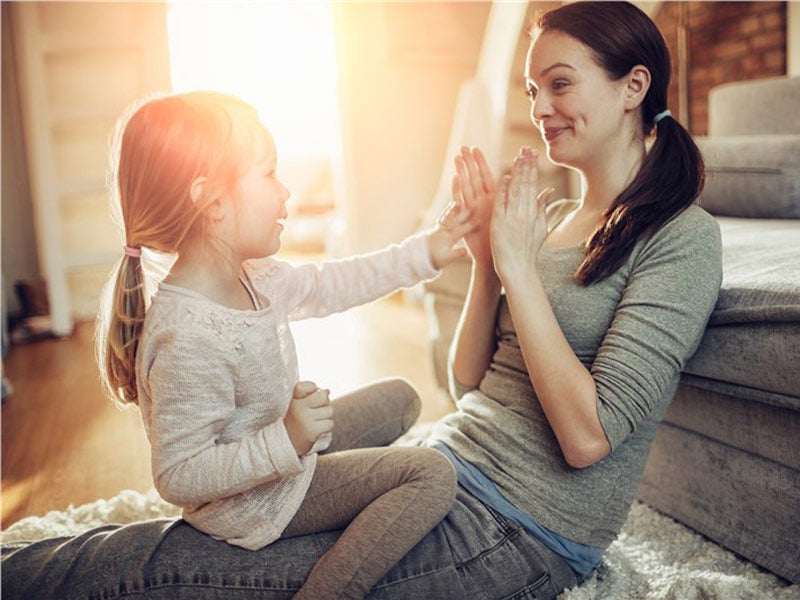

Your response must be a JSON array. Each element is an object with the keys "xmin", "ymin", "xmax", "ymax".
[{"xmin": 694, "ymin": 135, "xmax": 800, "ymax": 219}]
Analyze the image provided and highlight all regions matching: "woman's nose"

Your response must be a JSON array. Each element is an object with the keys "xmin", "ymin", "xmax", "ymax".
[{"xmin": 531, "ymin": 93, "xmax": 552, "ymax": 124}]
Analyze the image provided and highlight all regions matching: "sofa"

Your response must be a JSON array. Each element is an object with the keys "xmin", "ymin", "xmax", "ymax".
[{"xmin": 422, "ymin": 76, "xmax": 800, "ymax": 583}]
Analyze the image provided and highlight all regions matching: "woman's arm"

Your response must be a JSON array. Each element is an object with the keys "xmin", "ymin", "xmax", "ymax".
[
  {"xmin": 458, "ymin": 147, "xmax": 609, "ymax": 468},
  {"xmin": 501, "ymin": 275, "xmax": 610, "ymax": 468},
  {"xmin": 449, "ymin": 262, "xmax": 503, "ymax": 395},
  {"xmin": 492, "ymin": 149, "xmax": 610, "ymax": 467},
  {"xmin": 448, "ymin": 147, "xmax": 503, "ymax": 395}
]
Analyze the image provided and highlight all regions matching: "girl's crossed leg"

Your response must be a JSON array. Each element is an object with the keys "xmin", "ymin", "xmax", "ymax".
[
  {"xmin": 283, "ymin": 378, "xmax": 456, "ymax": 599},
  {"xmin": 284, "ymin": 445, "xmax": 455, "ymax": 599}
]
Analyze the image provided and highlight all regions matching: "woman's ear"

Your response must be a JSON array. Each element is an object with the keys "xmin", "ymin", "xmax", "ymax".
[
  {"xmin": 623, "ymin": 65, "xmax": 651, "ymax": 111},
  {"xmin": 189, "ymin": 176, "xmax": 225, "ymax": 222}
]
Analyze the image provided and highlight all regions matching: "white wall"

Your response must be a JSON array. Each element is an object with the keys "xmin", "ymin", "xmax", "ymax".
[
  {"xmin": 2, "ymin": 4, "xmax": 40, "ymax": 318},
  {"xmin": 789, "ymin": 1, "xmax": 800, "ymax": 76},
  {"xmin": 333, "ymin": 3, "xmax": 491, "ymax": 253}
]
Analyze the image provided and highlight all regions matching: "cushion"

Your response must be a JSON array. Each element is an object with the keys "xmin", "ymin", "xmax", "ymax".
[
  {"xmin": 682, "ymin": 217, "xmax": 800, "ymax": 401},
  {"xmin": 683, "ymin": 321, "xmax": 800, "ymax": 401},
  {"xmin": 710, "ymin": 217, "xmax": 800, "ymax": 325},
  {"xmin": 664, "ymin": 382, "xmax": 800, "ymax": 466},
  {"xmin": 695, "ymin": 135, "xmax": 800, "ymax": 219},
  {"xmin": 708, "ymin": 76, "xmax": 800, "ymax": 136}
]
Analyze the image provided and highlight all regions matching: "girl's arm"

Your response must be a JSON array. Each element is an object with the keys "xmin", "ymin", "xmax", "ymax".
[{"xmin": 250, "ymin": 205, "xmax": 475, "ymax": 321}]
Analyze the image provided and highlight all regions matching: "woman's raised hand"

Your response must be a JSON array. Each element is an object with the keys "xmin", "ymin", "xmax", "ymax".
[
  {"xmin": 452, "ymin": 146, "xmax": 496, "ymax": 266},
  {"xmin": 490, "ymin": 146, "xmax": 555, "ymax": 282}
]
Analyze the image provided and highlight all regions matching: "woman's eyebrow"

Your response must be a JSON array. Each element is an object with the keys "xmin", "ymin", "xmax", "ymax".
[{"xmin": 540, "ymin": 62, "xmax": 576, "ymax": 77}]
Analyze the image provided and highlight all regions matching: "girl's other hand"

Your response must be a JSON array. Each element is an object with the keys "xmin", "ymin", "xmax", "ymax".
[
  {"xmin": 490, "ymin": 147, "xmax": 555, "ymax": 282},
  {"xmin": 285, "ymin": 385, "xmax": 333, "ymax": 456},
  {"xmin": 427, "ymin": 199, "xmax": 478, "ymax": 270},
  {"xmin": 453, "ymin": 146, "xmax": 496, "ymax": 266}
]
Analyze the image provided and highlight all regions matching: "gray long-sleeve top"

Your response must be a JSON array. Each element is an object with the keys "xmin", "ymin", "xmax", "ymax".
[{"xmin": 430, "ymin": 203, "xmax": 722, "ymax": 548}]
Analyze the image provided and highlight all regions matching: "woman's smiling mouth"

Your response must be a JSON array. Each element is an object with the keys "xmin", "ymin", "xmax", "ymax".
[{"xmin": 543, "ymin": 127, "xmax": 568, "ymax": 142}]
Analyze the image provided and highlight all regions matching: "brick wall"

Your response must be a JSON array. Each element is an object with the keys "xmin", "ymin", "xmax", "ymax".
[{"xmin": 653, "ymin": 1, "xmax": 787, "ymax": 136}]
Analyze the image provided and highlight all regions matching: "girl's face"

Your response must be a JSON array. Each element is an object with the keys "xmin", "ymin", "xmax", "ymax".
[
  {"xmin": 230, "ymin": 128, "xmax": 290, "ymax": 261},
  {"xmin": 525, "ymin": 31, "xmax": 630, "ymax": 169}
]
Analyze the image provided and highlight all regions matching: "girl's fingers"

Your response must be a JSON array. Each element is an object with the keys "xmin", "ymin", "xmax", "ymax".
[
  {"xmin": 448, "ymin": 216, "xmax": 479, "ymax": 240},
  {"xmin": 307, "ymin": 389, "xmax": 331, "ymax": 408},
  {"xmin": 437, "ymin": 200, "xmax": 466, "ymax": 231},
  {"xmin": 293, "ymin": 381, "xmax": 318, "ymax": 398},
  {"xmin": 451, "ymin": 174, "xmax": 463, "ymax": 207}
]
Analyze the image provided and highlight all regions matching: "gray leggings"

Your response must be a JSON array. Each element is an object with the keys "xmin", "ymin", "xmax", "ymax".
[{"xmin": 281, "ymin": 379, "xmax": 456, "ymax": 599}]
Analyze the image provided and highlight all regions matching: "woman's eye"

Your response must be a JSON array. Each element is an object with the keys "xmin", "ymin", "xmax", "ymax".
[
  {"xmin": 552, "ymin": 79, "xmax": 569, "ymax": 91},
  {"xmin": 525, "ymin": 86, "xmax": 537, "ymax": 100}
]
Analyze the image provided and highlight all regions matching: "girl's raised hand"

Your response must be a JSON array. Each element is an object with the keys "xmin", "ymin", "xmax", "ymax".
[
  {"xmin": 427, "ymin": 199, "xmax": 478, "ymax": 270},
  {"xmin": 490, "ymin": 146, "xmax": 555, "ymax": 282},
  {"xmin": 452, "ymin": 146, "xmax": 496, "ymax": 266}
]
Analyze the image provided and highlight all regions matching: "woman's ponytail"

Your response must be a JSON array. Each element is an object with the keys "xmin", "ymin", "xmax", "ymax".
[{"xmin": 576, "ymin": 115, "xmax": 705, "ymax": 285}]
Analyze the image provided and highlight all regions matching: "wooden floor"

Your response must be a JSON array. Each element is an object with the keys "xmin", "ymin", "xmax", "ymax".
[{"xmin": 1, "ymin": 294, "xmax": 454, "ymax": 528}]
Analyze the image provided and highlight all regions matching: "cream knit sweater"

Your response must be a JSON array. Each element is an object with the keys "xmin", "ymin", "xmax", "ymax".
[{"xmin": 135, "ymin": 233, "xmax": 437, "ymax": 550}]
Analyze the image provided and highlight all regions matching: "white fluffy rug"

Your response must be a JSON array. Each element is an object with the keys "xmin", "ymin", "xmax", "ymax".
[{"xmin": 2, "ymin": 489, "xmax": 797, "ymax": 599}]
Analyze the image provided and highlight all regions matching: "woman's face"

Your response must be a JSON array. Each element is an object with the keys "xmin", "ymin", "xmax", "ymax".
[{"xmin": 525, "ymin": 31, "xmax": 630, "ymax": 170}]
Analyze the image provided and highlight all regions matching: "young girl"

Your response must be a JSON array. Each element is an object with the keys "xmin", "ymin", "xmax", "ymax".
[{"xmin": 95, "ymin": 91, "xmax": 473, "ymax": 599}]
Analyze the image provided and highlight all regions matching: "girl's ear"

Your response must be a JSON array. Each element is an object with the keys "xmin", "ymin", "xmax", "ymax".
[
  {"xmin": 623, "ymin": 65, "xmax": 651, "ymax": 111},
  {"xmin": 189, "ymin": 176, "xmax": 207, "ymax": 206},
  {"xmin": 189, "ymin": 176, "xmax": 225, "ymax": 222}
]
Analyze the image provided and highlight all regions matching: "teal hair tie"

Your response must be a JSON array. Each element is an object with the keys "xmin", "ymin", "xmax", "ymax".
[{"xmin": 653, "ymin": 109, "xmax": 671, "ymax": 125}]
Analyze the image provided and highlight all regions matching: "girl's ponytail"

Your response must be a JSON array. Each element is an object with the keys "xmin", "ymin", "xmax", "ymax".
[{"xmin": 97, "ymin": 251, "xmax": 147, "ymax": 405}]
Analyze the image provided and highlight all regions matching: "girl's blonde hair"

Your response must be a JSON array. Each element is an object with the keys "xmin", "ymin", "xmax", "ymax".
[{"xmin": 96, "ymin": 91, "xmax": 261, "ymax": 406}]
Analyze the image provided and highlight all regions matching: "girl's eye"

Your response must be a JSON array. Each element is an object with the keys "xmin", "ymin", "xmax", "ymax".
[{"xmin": 525, "ymin": 86, "xmax": 537, "ymax": 100}]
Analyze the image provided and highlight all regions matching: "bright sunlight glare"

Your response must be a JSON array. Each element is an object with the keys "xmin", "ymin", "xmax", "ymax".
[
  {"xmin": 166, "ymin": 2, "xmax": 343, "ymax": 254},
  {"xmin": 166, "ymin": 2, "xmax": 340, "ymax": 161}
]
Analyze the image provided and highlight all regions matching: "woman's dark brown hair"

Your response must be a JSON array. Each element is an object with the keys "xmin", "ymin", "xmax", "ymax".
[{"xmin": 534, "ymin": 1, "xmax": 705, "ymax": 285}]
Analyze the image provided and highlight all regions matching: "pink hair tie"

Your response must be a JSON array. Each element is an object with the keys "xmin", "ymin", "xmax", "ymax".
[{"xmin": 123, "ymin": 245, "xmax": 142, "ymax": 258}]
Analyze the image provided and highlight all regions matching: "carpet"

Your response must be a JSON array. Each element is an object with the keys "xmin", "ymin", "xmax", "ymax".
[{"xmin": 2, "ymin": 489, "xmax": 797, "ymax": 599}]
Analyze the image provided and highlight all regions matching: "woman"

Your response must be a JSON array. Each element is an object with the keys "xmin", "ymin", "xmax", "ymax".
[{"xmin": 1, "ymin": 3, "xmax": 721, "ymax": 599}]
